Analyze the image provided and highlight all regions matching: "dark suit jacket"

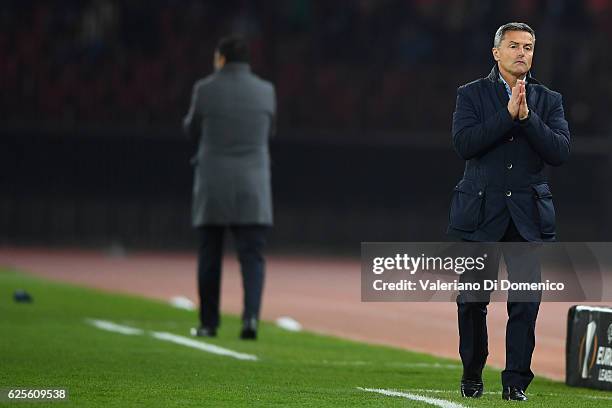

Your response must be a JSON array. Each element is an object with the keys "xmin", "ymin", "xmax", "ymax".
[{"xmin": 447, "ymin": 65, "xmax": 570, "ymax": 242}]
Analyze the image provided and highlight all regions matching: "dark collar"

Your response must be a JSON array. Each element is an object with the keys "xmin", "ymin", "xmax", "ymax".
[{"xmin": 486, "ymin": 64, "xmax": 540, "ymax": 85}]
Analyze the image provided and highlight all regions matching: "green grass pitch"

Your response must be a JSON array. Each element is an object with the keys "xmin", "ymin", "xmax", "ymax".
[{"xmin": 1, "ymin": 268, "xmax": 611, "ymax": 407}]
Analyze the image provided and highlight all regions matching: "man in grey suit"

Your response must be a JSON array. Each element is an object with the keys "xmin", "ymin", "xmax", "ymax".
[{"xmin": 183, "ymin": 36, "xmax": 276, "ymax": 340}]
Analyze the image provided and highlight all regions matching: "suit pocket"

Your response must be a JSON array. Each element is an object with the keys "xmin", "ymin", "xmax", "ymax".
[
  {"xmin": 532, "ymin": 183, "xmax": 556, "ymax": 238},
  {"xmin": 449, "ymin": 179, "xmax": 484, "ymax": 232}
]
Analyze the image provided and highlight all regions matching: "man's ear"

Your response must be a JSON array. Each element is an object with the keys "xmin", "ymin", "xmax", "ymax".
[{"xmin": 492, "ymin": 47, "xmax": 500, "ymax": 61}]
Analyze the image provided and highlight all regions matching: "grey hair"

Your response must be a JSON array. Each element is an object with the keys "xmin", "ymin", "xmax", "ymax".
[{"xmin": 493, "ymin": 22, "xmax": 535, "ymax": 48}]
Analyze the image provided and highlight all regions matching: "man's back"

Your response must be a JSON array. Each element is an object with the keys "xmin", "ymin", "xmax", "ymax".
[
  {"xmin": 186, "ymin": 36, "xmax": 273, "ymax": 342},
  {"xmin": 193, "ymin": 63, "xmax": 275, "ymax": 154},
  {"xmin": 184, "ymin": 63, "xmax": 276, "ymax": 227}
]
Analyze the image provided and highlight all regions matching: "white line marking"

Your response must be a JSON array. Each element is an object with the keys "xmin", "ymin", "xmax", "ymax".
[
  {"xmin": 358, "ymin": 387, "xmax": 468, "ymax": 408},
  {"xmin": 276, "ymin": 316, "xmax": 302, "ymax": 332},
  {"xmin": 151, "ymin": 331, "xmax": 258, "ymax": 361},
  {"xmin": 86, "ymin": 318, "xmax": 258, "ymax": 361},
  {"xmin": 402, "ymin": 389, "xmax": 455, "ymax": 394},
  {"xmin": 398, "ymin": 388, "xmax": 612, "ymax": 402},
  {"xmin": 169, "ymin": 296, "xmax": 196, "ymax": 311},
  {"xmin": 86, "ymin": 319, "xmax": 144, "ymax": 335}
]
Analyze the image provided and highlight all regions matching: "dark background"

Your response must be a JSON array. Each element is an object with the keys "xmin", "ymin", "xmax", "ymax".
[{"xmin": 2, "ymin": 0, "xmax": 611, "ymax": 253}]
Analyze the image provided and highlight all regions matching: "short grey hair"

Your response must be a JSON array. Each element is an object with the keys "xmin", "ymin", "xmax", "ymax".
[{"xmin": 493, "ymin": 22, "xmax": 535, "ymax": 48}]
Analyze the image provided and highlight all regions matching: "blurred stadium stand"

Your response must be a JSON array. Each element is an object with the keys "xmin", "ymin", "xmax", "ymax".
[{"xmin": 2, "ymin": 0, "xmax": 612, "ymax": 251}]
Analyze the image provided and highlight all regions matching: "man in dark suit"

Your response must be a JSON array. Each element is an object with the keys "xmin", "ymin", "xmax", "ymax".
[
  {"xmin": 448, "ymin": 23, "xmax": 570, "ymax": 401},
  {"xmin": 183, "ymin": 35, "xmax": 276, "ymax": 340}
]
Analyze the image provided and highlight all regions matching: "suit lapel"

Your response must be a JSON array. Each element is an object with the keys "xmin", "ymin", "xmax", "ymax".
[
  {"xmin": 487, "ymin": 65, "xmax": 510, "ymax": 109},
  {"xmin": 494, "ymin": 80, "xmax": 509, "ymax": 107}
]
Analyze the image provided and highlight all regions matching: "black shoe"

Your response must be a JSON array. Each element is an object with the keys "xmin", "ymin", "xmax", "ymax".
[
  {"xmin": 502, "ymin": 386, "xmax": 528, "ymax": 401},
  {"xmin": 460, "ymin": 379, "xmax": 483, "ymax": 398},
  {"xmin": 190, "ymin": 326, "xmax": 217, "ymax": 337},
  {"xmin": 240, "ymin": 318, "xmax": 257, "ymax": 340}
]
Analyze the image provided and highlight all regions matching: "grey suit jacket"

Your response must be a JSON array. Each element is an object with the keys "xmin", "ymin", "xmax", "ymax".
[{"xmin": 183, "ymin": 63, "xmax": 276, "ymax": 227}]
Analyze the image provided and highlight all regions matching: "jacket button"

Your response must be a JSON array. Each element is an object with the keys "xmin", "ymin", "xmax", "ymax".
[
  {"xmin": 507, "ymin": 163, "xmax": 513, "ymax": 169},
  {"xmin": 506, "ymin": 190, "xmax": 512, "ymax": 197},
  {"xmin": 509, "ymin": 136, "xmax": 514, "ymax": 142}
]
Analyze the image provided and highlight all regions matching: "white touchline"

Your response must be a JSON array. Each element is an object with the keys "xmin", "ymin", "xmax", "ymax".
[
  {"xmin": 151, "ymin": 331, "xmax": 258, "ymax": 361},
  {"xmin": 86, "ymin": 319, "xmax": 258, "ymax": 361},
  {"xmin": 358, "ymin": 388, "xmax": 469, "ymax": 408},
  {"xmin": 381, "ymin": 388, "xmax": 612, "ymax": 402},
  {"xmin": 86, "ymin": 319, "xmax": 144, "ymax": 335}
]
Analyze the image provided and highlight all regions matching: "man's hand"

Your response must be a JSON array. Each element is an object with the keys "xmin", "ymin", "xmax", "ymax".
[
  {"xmin": 507, "ymin": 81, "xmax": 521, "ymax": 120},
  {"xmin": 518, "ymin": 80, "xmax": 529, "ymax": 121}
]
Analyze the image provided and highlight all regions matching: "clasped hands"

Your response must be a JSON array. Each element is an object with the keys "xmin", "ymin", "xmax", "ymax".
[{"xmin": 507, "ymin": 79, "xmax": 529, "ymax": 121}]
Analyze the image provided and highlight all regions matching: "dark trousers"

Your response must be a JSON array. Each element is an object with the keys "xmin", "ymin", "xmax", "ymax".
[
  {"xmin": 457, "ymin": 219, "xmax": 541, "ymax": 390},
  {"xmin": 197, "ymin": 225, "xmax": 268, "ymax": 329}
]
